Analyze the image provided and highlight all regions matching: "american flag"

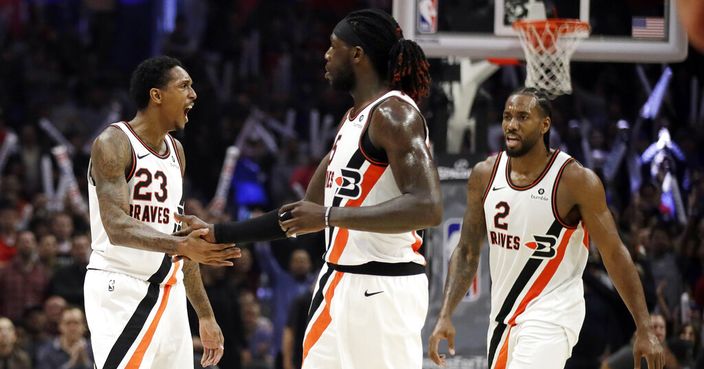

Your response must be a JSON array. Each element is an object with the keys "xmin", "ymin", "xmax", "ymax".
[{"xmin": 632, "ymin": 17, "xmax": 665, "ymax": 39}]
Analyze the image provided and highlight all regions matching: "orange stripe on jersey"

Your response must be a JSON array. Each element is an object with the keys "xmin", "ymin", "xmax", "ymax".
[
  {"xmin": 328, "ymin": 164, "xmax": 386, "ymax": 262},
  {"xmin": 507, "ymin": 229, "xmax": 575, "ymax": 325},
  {"xmin": 302, "ymin": 271, "xmax": 344, "ymax": 362},
  {"xmin": 411, "ymin": 231, "xmax": 422, "ymax": 252},
  {"xmin": 125, "ymin": 260, "xmax": 181, "ymax": 369},
  {"xmin": 493, "ymin": 326, "xmax": 512, "ymax": 369},
  {"xmin": 328, "ymin": 229, "xmax": 349, "ymax": 264}
]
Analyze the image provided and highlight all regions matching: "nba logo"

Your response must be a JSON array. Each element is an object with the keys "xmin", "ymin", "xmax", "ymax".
[
  {"xmin": 417, "ymin": 0, "xmax": 438, "ymax": 34},
  {"xmin": 443, "ymin": 218, "xmax": 481, "ymax": 302}
]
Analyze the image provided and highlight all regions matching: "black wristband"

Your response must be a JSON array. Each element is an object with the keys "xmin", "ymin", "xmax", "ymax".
[{"xmin": 214, "ymin": 209, "xmax": 287, "ymax": 244}]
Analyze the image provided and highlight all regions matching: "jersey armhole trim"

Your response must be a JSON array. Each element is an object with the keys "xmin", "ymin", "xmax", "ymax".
[
  {"xmin": 551, "ymin": 158, "xmax": 578, "ymax": 229},
  {"xmin": 167, "ymin": 134, "xmax": 184, "ymax": 177},
  {"xmin": 108, "ymin": 124, "xmax": 137, "ymax": 182},
  {"xmin": 481, "ymin": 152, "xmax": 503, "ymax": 204},
  {"xmin": 358, "ymin": 102, "xmax": 389, "ymax": 167}
]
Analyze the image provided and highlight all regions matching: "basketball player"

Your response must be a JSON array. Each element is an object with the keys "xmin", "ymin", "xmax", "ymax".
[
  {"xmin": 428, "ymin": 88, "xmax": 664, "ymax": 369},
  {"xmin": 177, "ymin": 9, "xmax": 441, "ymax": 369},
  {"xmin": 677, "ymin": 0, "xmax": 704, "ymax": 50},
  {"xmin": 84, "ymin": 56, "xmax": 241, "ymax": 369}
]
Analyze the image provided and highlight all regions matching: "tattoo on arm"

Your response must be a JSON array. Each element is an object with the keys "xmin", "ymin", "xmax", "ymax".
[
  {"xmin": 439, "ymin": 162, "xmax": 489, "ymax": 318},
  {"xmin": 183, "ymin": 259, "xmax": 215, "ymax": 319},
  {"xmin": 91, "ymin": 128, "xmax": 181, "ymax": 254}
]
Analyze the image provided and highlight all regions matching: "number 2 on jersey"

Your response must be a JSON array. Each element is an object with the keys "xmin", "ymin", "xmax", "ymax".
[{"xmin": 494, "ymin": 202, "xmax": 510, "ymax": 230}]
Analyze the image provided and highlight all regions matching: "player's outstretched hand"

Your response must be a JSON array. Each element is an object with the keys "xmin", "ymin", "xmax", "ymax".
[
  {"xmin": 178, "ymin": 228, "xmax": 240, "ymax": 266},
  {"xmin": 199, "ymin": 317, "xmax": 225, "ymax": 367},
  {"xmin": 428, "ymin": 316, "xmax": 456, "ymax": 367},
  {"xmin": 279, "ymin": 201, "xmax": 326, "ymax": 238},
  {"xmin": 633, "ymin": 328, "xmax": 664, "ymax": 369},
  {"xmin": 174, "ymin": 214, "xmax": 215, "ymax": 242}
]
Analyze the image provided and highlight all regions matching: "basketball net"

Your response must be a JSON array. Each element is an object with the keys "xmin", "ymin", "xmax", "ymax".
[{"xmin": 513, "ymin": 19, "xmax": 590, "ymax": 99}]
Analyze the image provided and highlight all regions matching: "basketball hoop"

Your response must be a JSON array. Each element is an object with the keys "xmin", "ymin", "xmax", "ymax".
[{"xmin": 513, "ymin": 19, "xmax": 590, "ymax": 99}]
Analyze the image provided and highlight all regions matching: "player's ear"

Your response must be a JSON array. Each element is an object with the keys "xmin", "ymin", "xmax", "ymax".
[
  {"xmin": 150, "ymin": 88, "xmax": 162, "ymax": 105},
  {"xmin": 542, "ymin": 116, "xmax": 551, "ymax": 135},
  {"xmin": 351, "ymin": 46, "xmax": 364, "ymax": 62}
]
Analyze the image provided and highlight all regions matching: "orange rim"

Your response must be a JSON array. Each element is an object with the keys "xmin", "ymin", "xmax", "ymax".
[{"xmin": 513, "ymin": 19, "xmax": 591, "ymax": 35}]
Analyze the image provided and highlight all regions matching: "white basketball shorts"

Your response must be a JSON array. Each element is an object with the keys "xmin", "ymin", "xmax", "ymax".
[
  {"xmin": 488, "ymin": 320, "xmax": 572, "ymax": 369},
  {"xmin": 301, "ymin": 263, "xmax": 429, "ymax": 369},
  {"xmin": 84, "ymin": 268, "xmax": 193, "ymax": 369}
]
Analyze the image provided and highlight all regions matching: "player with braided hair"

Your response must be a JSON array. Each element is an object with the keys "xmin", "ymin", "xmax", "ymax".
[
  {"xmin": 176, "ymin": 8, "xmax": 441, "ymax": 369},
  {"xmin": 278, "ymin": 8, "xmax": 441, "ymax": 369}
]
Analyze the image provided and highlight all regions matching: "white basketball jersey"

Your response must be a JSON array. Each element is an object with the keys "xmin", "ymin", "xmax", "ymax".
[
  {"xmin": 323, "ymin": 90, "xmax": 426, "ymax": 266},
  {"xmin": 87, "ymin": 122, "xmax": 184, "ymax": 283},
  {"xmin": 483, "ymin": 150, "xmax": 589, "ymax": 341}
]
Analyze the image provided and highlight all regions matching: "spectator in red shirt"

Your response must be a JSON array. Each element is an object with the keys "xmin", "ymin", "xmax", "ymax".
[
  {"xmin": 0, "ymin": 202, "xmax": 19, "ymax": 267},
  {"xmin": 0, "ymin": 231, "xmax": 48, "ymax": 321}
]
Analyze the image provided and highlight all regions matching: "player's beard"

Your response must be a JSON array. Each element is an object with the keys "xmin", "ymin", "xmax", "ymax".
[
  {"xmin": 330, "ymin": 60, "xmax": 355, "ymax": 92},
  {"xmin": 505, "ymin": 133, "xmax": 541, "ymax": 157}
]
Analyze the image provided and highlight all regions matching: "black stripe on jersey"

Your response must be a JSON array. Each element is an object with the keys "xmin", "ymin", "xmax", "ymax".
[
  {"xmin": 487, "ymin": 322, "xmax": 507, "ymax": 369},
  {"xmin": 126, "ymin": 145, "xmax": 137, "ymax": 182},
  {"xmin": 487, "ymin": 219, "xmax": 564, "ymax": 367},
  {"xmin": 87, "ymin": 160, "xmax": 96, "ymax": 186},
  {"xmin": 307, "ymin": 266, "xmax": 335, "ymax": 323},
  {"xmin": 481, "ymin": 152, "xmax": 503, "ymax": 203},
  {"xmin": 103, "ymin": 283, "xmax": 160, "ymax": 369},
  {"xmin": 326, "ymin": 150, "xmax": 366, "ymax": 251},
  {"xmin": 147, "ymin": 254, "xmax": 172, "ymax": 284},
  {"xmin": 552, "ymin": 158, "xmax": 578, "ymax": 229}
]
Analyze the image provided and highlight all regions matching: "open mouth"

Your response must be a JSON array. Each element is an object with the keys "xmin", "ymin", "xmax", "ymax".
[{"xmin": 184, "ymin": 104, "xmax": 194, "ymax": 118}]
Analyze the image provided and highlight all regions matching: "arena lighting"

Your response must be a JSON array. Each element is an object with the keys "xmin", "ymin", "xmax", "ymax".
[{"xmin": 640, "ymin": 67, "xmax": 672, "ymax": 120}]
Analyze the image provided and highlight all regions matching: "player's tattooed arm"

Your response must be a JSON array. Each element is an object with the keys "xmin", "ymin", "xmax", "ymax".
[
  {"xmin": 91, "ymin": 128, "xmax": 240, "ymax": 265},
  {"xmin": 439, "ymin": 156, "xmax": 493, "ymax": 318},
  {"xmin": 183, "ymin": 259, "xmax": 215, "ymax": 319},
  {"xmin": 428, "ymin": 156, "xmax": 494, "ymax": 365},
  {"xmin": 91, "ymin": 127, "xmax": 180, "ymax": 254},
  {"xmin": 183, "ymin": 259, "xmax": 225, "ymax": 367}
]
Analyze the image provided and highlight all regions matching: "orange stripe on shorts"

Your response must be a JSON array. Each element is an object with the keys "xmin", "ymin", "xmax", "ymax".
[
  {"xmin": 302, "ymin": 271, "xmax": 344, "ymax": 362},
  {"xmin": 125, "ymin": 259, "xmax": 181, "ymax": 369}
]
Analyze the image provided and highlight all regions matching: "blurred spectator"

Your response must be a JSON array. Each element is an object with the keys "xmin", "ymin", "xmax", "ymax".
[
  {"xmin": 228, "ymin": 246, "xmax": 261, "ymax": 295},
  {"xmin": 189, "ymin": 264, "xmax": 246, "ymax": 369},
  {"xmin": 254, "ymin": 242, "xmax": 314, "ymax": 366},
  {"xmin": 50, "ymin": 213, "xmax": 74, "ymax": 267},
  {"xmin": 601, "ymin": 313, "xmax": 680, "ymax": 369},
  {"xmin": 0, "ymin": 201, "xmax": 19, "ymax": 266},
  {"xmin": 0, "ymin": 316, "xmax": 31, "ymax": 369},
  {"xmin": 42, "ymin": 296, "xmax": 67, "ymax": 337},
  {"xmin": 37, "ymin": 234, "xmax": 58, "ymax": 277},
  {"xmin": 35, "ymin": 307, "xmax": 93, "ymax": 369},
  {"xmin": 16, "ymin": 306, "xmax": 50, "ymax": 366},
  {"xmin": 0, "ymin": 230, "xmax": 48, "ymax": 321},
  {"xmin": 240, "ymin": 292, "xmax": 274, "ymax": 369},
  {"xmin": 47, "ymin": 234, "xmax": 90, "ymax": 307},
  {"xmin": 282, "ymin": 288, "xmax": 313, "ymax": 369},
  {"xmin": 648, "ymin": 224, "xmax": 684, "ymax": 322}
]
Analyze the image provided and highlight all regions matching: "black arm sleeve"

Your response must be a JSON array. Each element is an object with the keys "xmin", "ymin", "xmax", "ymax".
[{"xmin": 213, "ymin": 209, "xmax": 288, "ymax": 244}]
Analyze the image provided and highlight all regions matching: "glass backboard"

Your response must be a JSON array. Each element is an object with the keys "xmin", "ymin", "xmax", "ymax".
[{"xmin": 393, "ymin": 0, "xmax": 687, "ymax": 62}]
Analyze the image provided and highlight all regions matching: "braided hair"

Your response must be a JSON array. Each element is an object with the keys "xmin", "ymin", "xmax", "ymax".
[
  {"xmin": 512, "ymin": 87, "xmax": 552, "ymax": 149},
  {"xmin": 336, "ymin": 9, "xmax": 431, "ymax": 103}
]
